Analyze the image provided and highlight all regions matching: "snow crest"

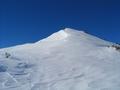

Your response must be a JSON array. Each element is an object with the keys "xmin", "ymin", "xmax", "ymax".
[{"xmin": 43, "ymin": 30, "xmax": 69, "ymax": 41}]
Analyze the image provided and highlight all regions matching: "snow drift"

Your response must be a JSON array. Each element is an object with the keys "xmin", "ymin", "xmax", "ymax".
[{"xmin": 0, "ymin": 28, "xmax": 120, "ymax": 90}]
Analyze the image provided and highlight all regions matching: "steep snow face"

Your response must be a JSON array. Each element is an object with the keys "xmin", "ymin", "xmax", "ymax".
[{"xmin": 0, "ymin": 28, "xmax": 120, "ymax": 90}]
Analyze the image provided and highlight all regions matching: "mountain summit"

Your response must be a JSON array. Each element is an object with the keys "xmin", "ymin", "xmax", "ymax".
[
  {"xmin": 38, "ymin": 28, "xmax": 85, "ymax": 41},
  {"xmin": 0, "ymin": 28, "xmax": 120, "ymax": 90}
]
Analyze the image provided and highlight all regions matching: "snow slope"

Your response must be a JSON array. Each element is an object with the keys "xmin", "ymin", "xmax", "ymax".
[{"xmin": 0, "ymin": 28, "xmax": 120, "ymax": 90}]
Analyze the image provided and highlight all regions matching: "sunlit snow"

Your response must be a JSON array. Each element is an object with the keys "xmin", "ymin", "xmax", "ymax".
[{"xmin": 0, "ymin": 28, "xmax": 120, "ymax": 90}]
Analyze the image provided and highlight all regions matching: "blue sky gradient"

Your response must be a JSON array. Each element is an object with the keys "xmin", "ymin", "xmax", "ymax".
[{"xmin": 0, "ymin": 0, "xmax": 120, "ymax": 48}]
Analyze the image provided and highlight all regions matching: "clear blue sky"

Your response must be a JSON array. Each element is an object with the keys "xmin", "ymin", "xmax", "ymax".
[{"xmin": 0, "ymin": 0, "xmax": 120, "ymax": 48}]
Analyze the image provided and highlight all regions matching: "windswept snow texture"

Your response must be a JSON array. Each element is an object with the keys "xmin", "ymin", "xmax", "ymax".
[{"xmin": 0, "ymin": 28, "xmax": 120, "ymax": 90}]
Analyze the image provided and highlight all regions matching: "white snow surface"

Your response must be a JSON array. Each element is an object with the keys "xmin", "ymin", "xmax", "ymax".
[{"xmin": 0, "ymin": 28, "xmax": 120, "ymax": 90}]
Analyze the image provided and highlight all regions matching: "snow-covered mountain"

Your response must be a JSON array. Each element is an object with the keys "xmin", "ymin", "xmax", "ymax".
[{"xmin": 0, "ymin": 28, "xmax": 120, "ymax": 90}]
